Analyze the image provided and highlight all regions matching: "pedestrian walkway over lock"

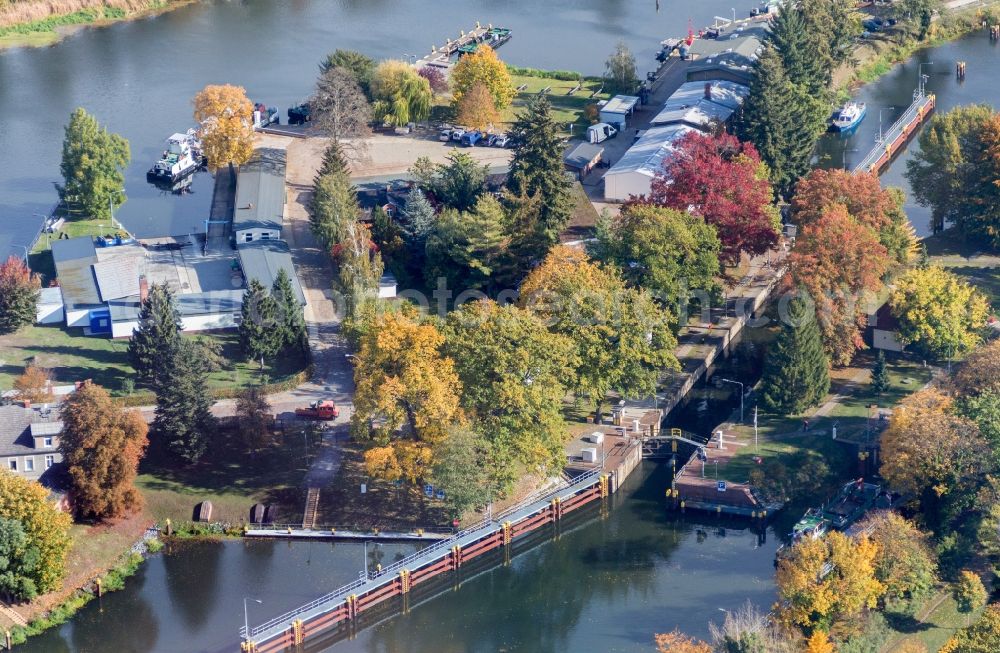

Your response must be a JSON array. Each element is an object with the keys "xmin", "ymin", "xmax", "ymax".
[{"xmin": 240, "ymin": 466, "xmax": 615, "ymax": 652}]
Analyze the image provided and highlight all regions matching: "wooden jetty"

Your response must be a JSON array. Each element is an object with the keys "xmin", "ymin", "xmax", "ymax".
[
  {"xmin": 852, "ymin": 91, "xmax": 935, "ymax": 176},
  {"xmin": 414, "ymin": 22, "xmax": 512, "ymax": 69}
]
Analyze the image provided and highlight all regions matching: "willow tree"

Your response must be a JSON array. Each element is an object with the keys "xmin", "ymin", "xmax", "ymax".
[{"xmin": 60, "ymin": 107, "xmax": 130, "ymax": 220}]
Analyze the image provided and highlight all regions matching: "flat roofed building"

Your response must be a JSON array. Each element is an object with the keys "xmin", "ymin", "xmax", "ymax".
[
  {"xmin": 603, "ymin": 124, "xmax": 696, "ymax": 201},
  {"xmin": 237, "ymin": 240, "xmax": 306, "ymax": 306},
  {"xmin": 234, "ymin": 148, "xmax": 287, "ymax": 244}
]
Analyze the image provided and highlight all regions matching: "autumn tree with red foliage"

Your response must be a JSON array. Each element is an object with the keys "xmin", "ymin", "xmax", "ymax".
[
  {"xmin": 59, "ymin": 382, "xmax": 149, "ymax": 520},
  {"xmin": 789, "ymin": 204, "xmax": 890, "ymax": 366},
  {"xmin": 649, "ymin": 131, "xmax": 780, "ymax": 265},
  {"xmin": 0, "ymin": 255, "xmax": 40, "ymax": 334}
]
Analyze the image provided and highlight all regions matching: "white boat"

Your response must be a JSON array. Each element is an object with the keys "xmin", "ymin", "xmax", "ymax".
[
  {"xmin": 830, "ymin": 101, "xmax": 867, "ymax": 132},
  {"xmin": 147, "ymin": 129, "xmax": 204, "ymax": 183}
]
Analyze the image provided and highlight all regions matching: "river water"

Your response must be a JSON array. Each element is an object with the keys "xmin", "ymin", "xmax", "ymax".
[
  {"xmin": 0, "ymin": 0, "xmax": 765, "ymax": 249},
  {"xmin": 817, "ymin": 30, "xmax": 1000, "ymax": 237},
  {"xmin": 20, "ymin": 463, "xmax": 780, "ymax": 653}
]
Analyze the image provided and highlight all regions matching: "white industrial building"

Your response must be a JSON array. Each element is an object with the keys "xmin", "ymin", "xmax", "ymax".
[
  {"xmin": 650, "ymin": 80, "xmax": 749, "ymax": 130},
  {"xmin": 602, "ymin": 124, "xmax": 696, "ymax": 201},
  {"xmin": 233, "ymin": 148, "xmax": 286, "ymax": 244}
]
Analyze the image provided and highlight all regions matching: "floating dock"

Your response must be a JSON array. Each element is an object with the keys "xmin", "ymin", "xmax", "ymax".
[
  {"xmin": 852, "ymin": 91, "xmax": 935, "ymax": 176},
  {"xmin": 414, "ymin": 22, "xmax": 512, "ymax": 69}
]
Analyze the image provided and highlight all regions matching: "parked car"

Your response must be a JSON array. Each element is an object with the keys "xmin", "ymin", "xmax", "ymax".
[
  {"xmin": 461, "ymin": 130, "xmax": 483, "ymax": 146},
  {"xmin": 493, "ymin": 134, "xmax": 510, "ymax": 148},
  {"xmin": 484, "ymin": 133, "xmax": 499, "ymax": 147},
  {"xmin": 450, "ymin": 128, "xmax": 467, "ymax": 142},
  {"xmin": 439, "ymin": 129, "xmax": 452, "ymax": 142}
]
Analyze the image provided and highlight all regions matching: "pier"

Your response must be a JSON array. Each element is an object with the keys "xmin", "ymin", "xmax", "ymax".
[
  {"xmin": 852, "ymin": 90, "xmax": 935, "ymax": 176},
  {"xmin": 413, "ymin": 22, "xmax": 512, "ymax": 69}
]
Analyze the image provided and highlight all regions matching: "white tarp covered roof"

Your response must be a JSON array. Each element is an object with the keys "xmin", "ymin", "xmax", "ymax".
[{"xmin": 604, "ymin": 124, "xmax": 697, "ymax": 179}]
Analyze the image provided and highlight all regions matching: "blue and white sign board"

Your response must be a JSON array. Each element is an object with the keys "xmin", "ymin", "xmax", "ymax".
[
  {"xmin": 717, "ymin": 481, "xmax": 727, "ymax": 493},
  {"xmin": 436, "ymin": 489, "xmax": 446, "ymax": 500},
  {"xmin": 424, "ymin": 484, "xmax": 434, "ymax": 498}
]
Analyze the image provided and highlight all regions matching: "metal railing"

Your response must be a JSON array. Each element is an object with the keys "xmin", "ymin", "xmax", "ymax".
[
  {"xmin": 853, "ymin": 94, "xmax": 933, "ymax": 174},
  {"xmin": 241, "ymin": 466, "xmax": 606, "ymax": 641}
]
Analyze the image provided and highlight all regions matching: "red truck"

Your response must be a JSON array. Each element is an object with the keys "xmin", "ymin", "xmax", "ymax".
[{"xmin": 295, "ymin": 400, "xmax": 339, "ymax": 420}]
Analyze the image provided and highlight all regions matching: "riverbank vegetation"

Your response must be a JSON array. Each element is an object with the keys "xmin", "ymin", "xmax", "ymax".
[{"xmin": 0, "ymin": 0, "xmax": 180, "ymax": 47}]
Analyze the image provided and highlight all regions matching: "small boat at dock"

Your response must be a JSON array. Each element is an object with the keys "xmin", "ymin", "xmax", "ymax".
[
  {"xmin": 830, "ymin": 101, "xmax": 867, "ymax": 132},
  {"xmin": 790, "ymin": 478, "xmax": 885, "ymax": 542},
  {"xmin": 147, "ymin": 130, "xmax": 204, "ymax": 183}
]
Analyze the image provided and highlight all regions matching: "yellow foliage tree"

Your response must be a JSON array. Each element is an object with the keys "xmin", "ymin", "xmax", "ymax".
[
  {"xmin": 880, "ymin": 387, "xmax": 988, "ymax": 499},
  {"xmin": 804, "ymin": 630, "xmax": 836, "ymax": 653},
  {"xmin": 456, "ymin": 82, "xmax": 500, "ymax": 131},
  {"xmin": 0, "ymin": 471, "xmax": 72, "ymax": 594},
  {"xmin": 889, "ymin": 265, "xmax": 990, "ymax": 360},
  {"xmin": 776, "ymin": 532, "xmax": 883, "ymax": 632},
  {"xmin": 192, "ymin": 84, "xmax": 254, "ymax": 170},
  {"xmin": 13, "ymin": 363, "xmax": 54, "ymax": 404},
  {"xmin": 352, "ymin": 310, "xmax": 463, "ymax": 482},
  {"xmin": 450, "ymin": 44, "xmax": 516, "ymax": 110},
  {"xmin": 653, "ymin": 630, "xmax": 712, "ymax": 653}
]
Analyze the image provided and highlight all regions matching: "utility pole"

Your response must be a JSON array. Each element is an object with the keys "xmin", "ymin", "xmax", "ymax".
[{"xmin": 753, "ymin": 405, "xmax": 758, "ymax": 453}]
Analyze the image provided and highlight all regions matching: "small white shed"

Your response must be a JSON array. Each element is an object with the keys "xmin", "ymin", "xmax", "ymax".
[
  {"xmin": 36, "ymin": 287, "xmax": 64, "ymax": 325},
  {"xmin": 599, "ymin": 95, "xmax": 640, "ymax": 130}
]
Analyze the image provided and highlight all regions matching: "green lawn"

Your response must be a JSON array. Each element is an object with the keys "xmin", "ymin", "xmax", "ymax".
[
  {"xmin": 720, "ymin": 354, "xmax": 932, "ymax": 494},
  {"xmin": 138, "ymin": 422, "xmax": 320, "ymax": 525},
  {"xmin": 884, "ymin": 592, "xmax": 983, "ymax": 653},
  {"xmin": 506, "ymin": 74, "xmax": 609, "ymax": 129},
  {"xmin": 0, "ymin": 324, "xmax": 307, "ymax": 397}
]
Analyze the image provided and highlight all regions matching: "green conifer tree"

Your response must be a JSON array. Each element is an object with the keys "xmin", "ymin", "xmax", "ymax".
[
  {"xmin": 314, "ymin": 140, "xmax": 351, "ymax": 183},
  {"xmin": 271, "ymin": 269, "xmax": 306, "ymax": 354},
  {"xmin": 127, "ymin": 283, "xmax": 182, "ymax": 382},
  {"xmin": 736, "ymin": 46, "xmax": 826, "ymax": 195},
  {"xmin": 153, "ymin": 341, "xmax": 216, "ymax": 463},
  {"xmin": 769, "ymin": 4, "xmax": 829, "ymax": 94},
  {"xmin": 240, "ymin": 279, "xmax": 282, "ymax": 368},
  {"xmin": 507, "ymin": 95, "xmax": 573, "ymax": 257},
  {"xmin": 309, "ymin": 147, "xmax": 359, "ymax": 249},
  {"xmin": 760, "ymin": 297, "xmax": 831, "ymax": 414},
  {"xmin": 871, "ymin": 349, "xmax": 890, "ymax": 397}
]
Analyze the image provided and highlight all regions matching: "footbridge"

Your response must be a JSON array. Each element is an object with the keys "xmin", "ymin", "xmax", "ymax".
[{"xmin": 240, "ymin": 467, "xmax": 612, "ymax": 652}]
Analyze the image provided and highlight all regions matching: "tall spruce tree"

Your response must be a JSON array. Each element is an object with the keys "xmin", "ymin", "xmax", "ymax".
[
  {"xmin": 310, "ymin": 167, "xmax": 359, "ymax": 249},
  {"xmin": 314, "ymin": 140, "xmax": 351, "ymax": 183},
  {"xmin": 871, "ymin": 349, "xmax": 890, "ymax": 397},
  {"xmin": 736, "ymin": 46, "xmax": 826, "ymax": 195},
  {"xmin": 271, "ymin": 269, "xmax": 306, "ymax": 353},
  {"xmin": 153, "ymin": 341, "xmax": 216, "ymax": 463},
  {"xmin": 240, "ymin": 279, "xmax": 283, "ymax": 368},
  {"xmin": 507, "ymin": 95, "xmax": 573, "ymax": 257},
  {"xmin": 769, "ymin": 4, "xmax": 828, "ymax": 94},
  {"xmin": 760, "ymin": 297, "xmax": 831, "ymax": 414},
  {"xmin": 127, "ymin": 283, "xmax": 182, "ymax": 382}
]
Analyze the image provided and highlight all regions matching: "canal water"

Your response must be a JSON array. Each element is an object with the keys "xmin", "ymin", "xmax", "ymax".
[
  {"xmin": 20, "ymin": 463, "xmax": 779, "ymax": 653},
  {"xmin": 817, "ymin": 30, "xmax": 1000, "ymax": 237}
]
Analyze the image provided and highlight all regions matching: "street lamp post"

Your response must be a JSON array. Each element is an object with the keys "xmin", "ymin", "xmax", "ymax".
[
  {"xmin": 243, "ymin": 597, "xmax": 262, "ymax": 642},
  {"xmin": 877, "ymin": 106, "xmax": 895, "ymax": 145},
  {"xmin": 9, "ymin": 244, "xmax": 29, "ymax": 264},
  {"xmin": 917, "ymin": 62, "xmax": 933, "ymax": 97},
  {"xmin": 719, "ymin": 378, "xmax": 744, "ymax": 423}
]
